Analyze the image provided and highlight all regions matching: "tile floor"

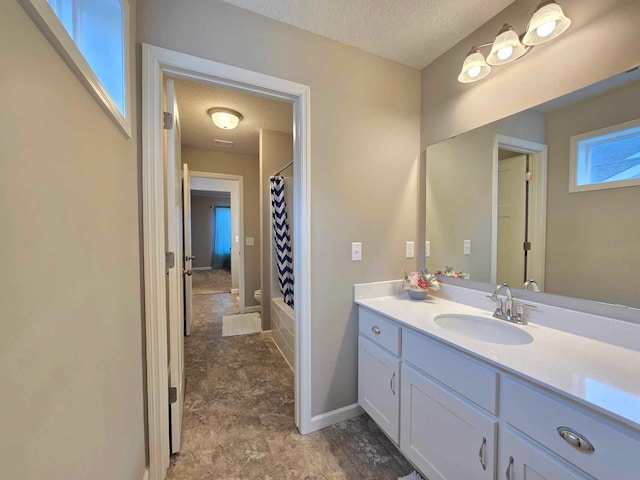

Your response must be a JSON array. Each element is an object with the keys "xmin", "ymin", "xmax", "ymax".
[{"xmin": 166, "ymin": 293, "xmax": 413, "ymax": 479}]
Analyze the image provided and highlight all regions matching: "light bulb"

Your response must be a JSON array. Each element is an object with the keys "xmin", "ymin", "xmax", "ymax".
[
  {"xmin": 536, "ymin": 20, "xmax": 556, "ymax": 38},
  {"xmin": 467, "ymin": 66, "xmax": 482, "ymax": 78},
  {"xmin": 497, "ymin": 46, "xmax": 514, "ymax": 61}
]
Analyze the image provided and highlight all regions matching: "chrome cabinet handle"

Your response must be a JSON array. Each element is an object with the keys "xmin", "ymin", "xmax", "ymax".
[
  {"xmin": 371, "ymin": 326, "xmax": 381, "ymax": 335},
  {"xmin": 390, "ymin": 372, "xmax": 396, "ymax": 395},
  {"xmin": 557, "ymin": 427, "xmax": 595, "ymax": 453},
  {"xmin": 506, "ymin": 456, "xmax": 514, "ymax": 480},
  {"xmin": 478, "ymin": 437, "xmax": 487, "ymax": 470}
]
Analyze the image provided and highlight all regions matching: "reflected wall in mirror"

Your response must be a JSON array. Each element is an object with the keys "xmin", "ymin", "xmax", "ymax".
[{"xmin": 425, "ymin": 69, "xmax": 640, "ymax": 308}]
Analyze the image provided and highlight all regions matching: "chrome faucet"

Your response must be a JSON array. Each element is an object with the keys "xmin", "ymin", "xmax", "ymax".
[
  {"xmin": 490, "ymin": 283, "xmax": 514, "ymax": 321},
  {"xmin": 487, "ymin": 283, "xmax": 537, "ymax": 325},
  {"xmin": 523, "ymin": 279, "xmax": 541, "ymax": 292}
]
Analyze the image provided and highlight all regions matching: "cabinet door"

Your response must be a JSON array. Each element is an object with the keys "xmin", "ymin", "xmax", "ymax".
[
  {"xmin": 499, "ymin": 428, "xmax": 588, "ymax": 480},
  {"xmin": 358, "ymin": 335, "xmax": 400, "ymax": 443},
  {"xmin": 400, "ymin": 364, "xmax": 497, "ymax": 480}
]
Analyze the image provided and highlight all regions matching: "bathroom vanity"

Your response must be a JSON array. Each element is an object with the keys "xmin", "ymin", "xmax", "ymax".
[{"xmin": 355, "ymin": 281, "xmax": 640, "ymax": 480}]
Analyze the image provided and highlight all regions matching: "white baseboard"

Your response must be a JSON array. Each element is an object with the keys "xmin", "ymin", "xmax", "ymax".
[
  {"xmin": 231, "ymin": 288, "xmax": 239, "ymax": 294},
  {"xmin": 191, "ymin": 266, "xmax": 212, "ymax": 271},
  {"xmin": 242, "ymin": 305, "xmax": 262, "ymax": 313},
  {"xmin": 142, "ymin": 468, "xmax": 149, "ymax": 480},
  {"xmin": 308, "ymin": 403, "xmax": 364, "ymax": 432}
]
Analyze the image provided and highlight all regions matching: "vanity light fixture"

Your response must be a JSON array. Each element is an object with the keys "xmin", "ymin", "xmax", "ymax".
[
  {"xmin": 458, "ymin": 0, "xmax": 571, "ymax": 83},
  {"xmin": 208, "ymin": 107, "xmax": 243, "ymax": 130}
]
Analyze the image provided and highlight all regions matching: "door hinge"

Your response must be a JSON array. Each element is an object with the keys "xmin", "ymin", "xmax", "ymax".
[
  {"xmin": 163, "ymin": 112, "xmax": 174, "ymax": 130},
  {"xmin": 169, "ymin": 386, "xmax": 177, "ymax": 404},
  {"xmin": 165, "ymin": 252, "xmax": 175, "ymax": 269},
  {"xmin": 525, "ymin": 171, "xmax": 533, "ymax": 181},
  {"xmin": 523, "ymin": 241, "xmax": 532, "ymax": 251}
]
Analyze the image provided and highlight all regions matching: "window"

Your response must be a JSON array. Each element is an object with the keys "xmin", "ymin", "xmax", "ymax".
[
  {"xmin": 570, "ymin": 119, "xmax": 640, "ymax": 192},
  {"xmin": 21, "ymin": 0, "xmax": 131, "ymax": 136}
]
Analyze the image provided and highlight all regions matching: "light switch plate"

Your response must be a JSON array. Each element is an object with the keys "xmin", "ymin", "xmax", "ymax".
[
  {"xmin": 245, "ymin": 237, "xmax": 255, "ymax": 246},
  {"xmin": 464, "ymin": 239, "xmax": 471, "ymax": 255},
  {"xmin": 425, "ymin": 241, "xmax": 431, "ymax": 258},
  {"xmin": 406, "ymin": 241, "xmax": 415, "ymax": 259},
  {"xmin": 352, "ymin": 242, "xmax": 362, "ymax": 261}
]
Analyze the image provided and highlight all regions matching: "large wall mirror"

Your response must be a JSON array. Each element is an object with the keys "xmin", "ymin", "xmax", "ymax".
[{"xmin": 425, "ymin": 68, "xmax": 640, "ymax": 309}]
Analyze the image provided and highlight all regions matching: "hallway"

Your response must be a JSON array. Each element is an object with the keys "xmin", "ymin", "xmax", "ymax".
[{"xmin": 167, "ymin": 293, "xmax": 412, "ymax": 479}]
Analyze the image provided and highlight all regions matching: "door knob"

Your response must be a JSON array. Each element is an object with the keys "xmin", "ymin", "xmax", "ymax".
[{"xmin": 186, "ymin": 255, "xmax": 195, "ymax": 261}]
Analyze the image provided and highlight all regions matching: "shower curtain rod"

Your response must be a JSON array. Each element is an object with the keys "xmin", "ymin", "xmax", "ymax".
[{"xmin": 272, "ymin": 160, "xmax": 293, "ymax": 176}]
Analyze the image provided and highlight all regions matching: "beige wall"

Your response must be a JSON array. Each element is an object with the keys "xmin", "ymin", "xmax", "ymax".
[
  {"xmin": 425, "ymin": 110, "xmax": 546, "ymax": 280},
  {"xmin": 0, "ymin": 2, "xmax": 146, "ymax": 479},
  {"xmin": 182, "ymin": 147, "xmax": 261, "ymax": 309},
  {"xmin": 191, "ymin": 195, "xmax": 230, "ymax": 269},
  {"xmin": 545, "ymin": 81, "xmax": 640, "ymax": 307},
  {"xmin": 421, "ymin": 0, "xmax": 640, "ymax": 147},
  {"xmin": 260, "ymin": 129, "xmax": 293, "ymax": 330},
  {"xmin": 139, "ymin": 0, "xmax": 421, "ymax": 416}
]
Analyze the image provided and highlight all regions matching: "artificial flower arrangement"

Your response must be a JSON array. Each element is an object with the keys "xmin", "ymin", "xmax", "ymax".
[
  {"xmin": 403, "ymin": 268, "xmax": 440, "ymax": 292},
  {"xmin": 436, "ymin": 266, "xmax": 468, "ymax": 279}
]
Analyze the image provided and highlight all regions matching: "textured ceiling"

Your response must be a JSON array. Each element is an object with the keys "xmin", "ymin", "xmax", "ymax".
[
  {"xmin": 173, "ymin": 79, "xmax": 293, "ymax": 156},
  {"xmin": 220, "ymin": 0, "xmax": 516, "ymax": 68}
]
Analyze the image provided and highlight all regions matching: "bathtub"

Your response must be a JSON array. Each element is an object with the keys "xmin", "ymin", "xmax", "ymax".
[{"xmin": 271, "ymin": 298, "xmax": 295, "ymax": 372}]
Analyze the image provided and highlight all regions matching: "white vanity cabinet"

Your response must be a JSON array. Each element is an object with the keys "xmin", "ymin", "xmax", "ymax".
[
  {"xmin": 499, "ymin": 428, "xmax": 587, "ymax": 480},
  {"xmin": 358, "ymin": 335, "xmax": 400, "ymax": 442},
  {"xmin": 357, "ymin": 305, "xmax": 640, "ymax": 480},
  {"xmin": 400, "ymin": 364, "xmax": 497, "ymax": 480}
]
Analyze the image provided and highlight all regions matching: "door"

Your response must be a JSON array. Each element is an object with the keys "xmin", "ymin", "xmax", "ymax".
[
  {"xmin": 497, "ymin": 155, "xmax": 527, "ymax": 286},
  {"xmin": 400, "ymin": 364, "xmax": 497, "ymax": 480},
  {"xmin": 358, "ymin": 336, "xmax": 400, "ymax": 443},
  {"xmin": 183, "ymin": 163, "xmax": 193, "ymax": 336},
  {"xmin": 500, "ymin": 428, "xmax": 587, "ymax": 480},
  {"xmin": 164, "ymin": 79, "xmax": 185, "ymax": 453}
]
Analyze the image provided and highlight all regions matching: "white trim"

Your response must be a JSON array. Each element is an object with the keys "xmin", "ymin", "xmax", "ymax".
[
  {"xmin": 492, "ymin": 135, "xmax": 548, "ymax": 287},
  {"xmin": 18, "ymin": 0, "xmax": 132, "ymax": 137},
  {"xmin": 142, "ymin": 43, "xmax": 312, "ymax": 480},
  {"xmin": 191, "ymin": 266, "xmax": 213, "ymax": 271},
  {"xmin": 569, "ymin": 117, "xmax": 640, "ymax": 193},
  {"xmin": 308, "ymin": 403, "xmax": 364, "ymax": 431},
  {"xmin": 243, "ymin": 305, "xmax": 262, "ymax": 313},
  {"xmin": 189, "ymin": 170, "xmax": 245, "ymax": 312},
  {"xmin": 141, "ymin": 469, "xmax": 149, "ymax": 480}
]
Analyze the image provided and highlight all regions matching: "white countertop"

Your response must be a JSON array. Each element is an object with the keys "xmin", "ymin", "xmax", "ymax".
[{"xmin": 356, "ymin": 293, "xmax": 640, "ymax": 432}]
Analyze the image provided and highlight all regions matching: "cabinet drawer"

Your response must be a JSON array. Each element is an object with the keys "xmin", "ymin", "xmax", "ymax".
[
  {"xmin": 359, "ymin": 307, "xmax": 401, "ymax": 356},
  {"xmin": 403, "ymin": 329, "xmax": 498, "ymax": 414},
  {"xmin": 501, "ymin": 376, "xmax": 640, "ymax": 480}
]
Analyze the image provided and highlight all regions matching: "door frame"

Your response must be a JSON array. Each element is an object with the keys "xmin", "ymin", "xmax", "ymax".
[
  {"xmin": 142, "ymin": 43, "xmax": 312, "ymax": 480},
  {"xmin": 189, "ymin": 171, "xmax": 246, "ymax": 312},
  {"xmin": 491, "ymin": 134, "xmax": 548, "ymax": 287}
]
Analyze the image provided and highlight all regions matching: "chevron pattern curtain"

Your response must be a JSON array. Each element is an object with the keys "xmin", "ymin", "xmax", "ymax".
[{"xmin": 270, "ymin": 176, "xmax": 294, "ymax": 308}]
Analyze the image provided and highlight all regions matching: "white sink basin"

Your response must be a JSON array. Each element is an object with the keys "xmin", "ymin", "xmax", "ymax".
[{"xmin": 434, "ymin": 314, "xmax": 534, "ymax": 345}]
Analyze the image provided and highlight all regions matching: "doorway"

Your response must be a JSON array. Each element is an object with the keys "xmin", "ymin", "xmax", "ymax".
[
  {"xmin": 141, "ymin": 44, "xmax": 312, "ymax": 480},
  {"xmin": 492, "ymin": 135, "xmax": 548, "ymax": 290}
]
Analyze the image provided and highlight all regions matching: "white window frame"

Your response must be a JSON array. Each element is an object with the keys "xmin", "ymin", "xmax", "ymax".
[
  {"xmin": 569, "ymin": 118, "xmax": 640, "ymax": 193},
  {"xmin": 19, "ymin": 0, "xmax": 132, "ymax": 137}
]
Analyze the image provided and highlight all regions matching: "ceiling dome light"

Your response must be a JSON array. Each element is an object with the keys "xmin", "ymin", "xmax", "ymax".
[
  {"xmin": 458, "ymin": 48, "xmax": 491, "ymax": 83},
  {"xmin": 487, "ymin": 24, "xmax": 528, "ymax": 65},
  {"xmin": 523, "ymin": 1, "xmax": 571, "ymax": 46},
  {"xmin": 207, "ymin": 107, "xmax": 243, "ymax": 130}
]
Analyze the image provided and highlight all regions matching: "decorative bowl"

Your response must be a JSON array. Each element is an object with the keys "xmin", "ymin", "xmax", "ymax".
[{"xmin": 407, "ymin": 289, "xmax": 430, "ymax": 300}]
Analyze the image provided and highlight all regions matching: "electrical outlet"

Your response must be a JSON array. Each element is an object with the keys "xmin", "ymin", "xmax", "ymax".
[
  {"xmin": 425, "ymin": 241, "xmax": 431, "ymax": 258},
  {"xmin": 245, "ymin": 237, "xmax": 255, "ymax": 246},
  {"xmin": 406, "ymin": 241, "xmax": 415, "ymax": 259},
  {"xmin": 464, "ymin": 239, "xmax": 471, "ymax": 255},
  {"xmin": 352, "ymin": 242, "xmax": 362, "ymax": 261}
]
